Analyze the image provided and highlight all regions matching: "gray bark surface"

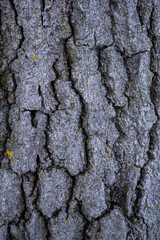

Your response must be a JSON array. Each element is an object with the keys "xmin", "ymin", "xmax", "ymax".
[{"xmin": 0, "ymin": 0, "xmax": 160, "ymax": 239}]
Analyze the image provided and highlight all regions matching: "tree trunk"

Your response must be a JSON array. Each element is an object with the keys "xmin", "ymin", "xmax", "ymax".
[{"xmin": 0, "ymin": 0, "xmax": 160, "ymax": 239}]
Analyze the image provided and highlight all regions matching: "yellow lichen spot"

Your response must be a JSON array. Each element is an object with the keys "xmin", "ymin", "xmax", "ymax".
[
  {"xmin": 77, "ymin": 129, "xmax": 82, "ymax": 135},
  {"xmin": 81, "ymin": 188, "xmax": 84, "ymax": 192},
  {"xmin": 26, "ymin": 185, "xmax": 30, "ymax": 188},
  {"xmin": 0, "ymin": 168, "xmax": 5, "ymax": 173},
  {"xmin": 147, "ymin": 71, "xmax": 151, "ymax": 76},
  {"xmin": 40, "ymin": 76, "xmax": 44, "ymax": 81},
  {"xmin": 64, "ymin": 218, "xmax": 69, "ymax": 224},
  {"xmin": 43, "ymin": 33, "xmax": 46, "ymax": 36},
  {"xmin": 92, "ymin": 155, "xmax": 95, "ymax": 159},
  {"xmin": 144, "ymin": 11, "xmax": 147, "ymax": 16},
  {"xmin": 32, "ymin": 55, "xmax": 36, "ymax": 61},
  {"xmin": 106, "ymin": 152, "xmax": 110, "ymax": 156},
  {"xmin": 6, "ymin": 150, "xmax": 13, "ymax": 159},
  {"xmin": 67, "ymin": 24, "xmax": 71, "ymax": 32},
  {"xmin": 33, "ymin": 196, "xmax": 37, "ymax": 200},
  {"xmin": 84, "ymin": 83, "xmax": 88, "ymax": 86},
  {"xmin": 80, "ymin": 18, "xmax": 86, "ymax": 28}
]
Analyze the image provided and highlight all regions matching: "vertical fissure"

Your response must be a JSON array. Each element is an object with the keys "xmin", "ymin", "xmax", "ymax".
[
  {"xmin": 51, "ymin": 59, "xmax": 61, "ymax": 111},
  {"xmin": 63, "ymin": 1, "xmax": 89, "ymax": 171},
  {"xmin": 40, "ymin": 0, "xmax": 45, "ymax": 27},
  {"xmin": 9, "ymin": 0, "xmax": 25, "ymax": 52},
  {"xmin": 30, "ymin": 111, "xmax": 37, "ymax": 128},
  {"xmin": 38, "ymin": 85, "xmax": 45, "ymax": 108}
]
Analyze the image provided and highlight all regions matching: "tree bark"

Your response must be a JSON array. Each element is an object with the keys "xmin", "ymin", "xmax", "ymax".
[{"xmin": 0, "ymin": 0, "xmax": 160, "ymax": 239}]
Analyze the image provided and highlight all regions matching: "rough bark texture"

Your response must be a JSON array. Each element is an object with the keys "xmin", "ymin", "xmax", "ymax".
[{"xmin": 0, "ymin": 0, "xmax": 160, "ymax": 239}]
